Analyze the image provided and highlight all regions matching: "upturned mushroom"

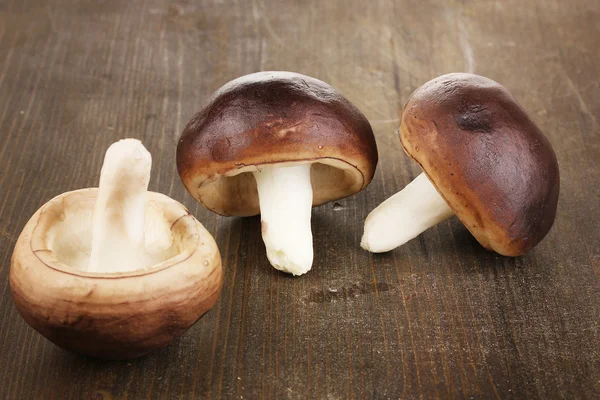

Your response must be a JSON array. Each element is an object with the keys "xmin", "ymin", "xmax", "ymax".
[
  {"xmin": 177, "ymin": 71, "xmax": 378, "ymax": 275},
  {"xmin": 10, "ymin": 139, "xmax": 222, "ymax": 359},
  {"xmin": 361, "ymin": 73, "xmax": 559, "ymax": 256}
]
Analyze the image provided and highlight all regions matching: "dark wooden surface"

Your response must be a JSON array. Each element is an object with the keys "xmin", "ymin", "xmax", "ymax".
[{"xmin": 1, "ymin": 0, "xmax": 599, "ymax": 398}]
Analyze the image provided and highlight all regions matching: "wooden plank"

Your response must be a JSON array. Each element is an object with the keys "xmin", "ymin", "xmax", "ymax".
[{"xmin": 0, "ymin": 0, "xmax": 598, "ymax": 398}]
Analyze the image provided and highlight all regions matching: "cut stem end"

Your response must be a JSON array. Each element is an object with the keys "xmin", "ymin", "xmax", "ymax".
[{"xmin": 361, "ymin": 172, "xmax": 454, "ymax": 253}]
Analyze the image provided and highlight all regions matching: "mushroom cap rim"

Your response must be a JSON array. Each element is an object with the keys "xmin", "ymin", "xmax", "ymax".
[{"xmin": 26, "ymin": 188, "xmax": 203, "ymax": 279}]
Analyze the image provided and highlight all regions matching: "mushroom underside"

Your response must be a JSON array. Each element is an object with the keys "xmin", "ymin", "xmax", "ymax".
[
  {"xmin": 192, "ymin": 160, "xmax": 364, "ymax": 276},
  {"xmin": 195, "ymin": 159, "xmax": 365, "ymax": 216},
  {"xmin": 33, "ymin": 190, "xmax": 193, "ymax": 273}
]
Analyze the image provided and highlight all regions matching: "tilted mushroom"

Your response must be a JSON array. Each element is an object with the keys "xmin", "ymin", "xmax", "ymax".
[
  {"xmin": 10, "ymin": 139, "xmax": 222, "ymax": 359},
  {"xmin": 361, "ymin": 73, "xmax": 559, "ymax": 256},
  {"xmin": 177, "ymin": 71, "xmax": 378, "ymax": 275}
]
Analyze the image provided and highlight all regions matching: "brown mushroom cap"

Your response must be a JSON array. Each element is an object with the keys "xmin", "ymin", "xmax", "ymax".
[
  {"xmin": 400, "ymin": 73, "xmax": 559, "ymax": 256},
  {"xmin": 10, "ymin": 189, "xmax": 222, "ymax": 360},
  {"xmin": 177, "ymin": 71, "xmax": 378, "ymax": 216}
]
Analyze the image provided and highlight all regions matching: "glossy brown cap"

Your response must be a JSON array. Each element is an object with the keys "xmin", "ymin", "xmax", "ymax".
[
  {"xmin": 10, "ymin": 189, "xmax": 223, "ymax": 360},
  {"xmin": 177, "ymin": 71, "xmax": 378, "ymax": 216},
  {"xmin": 400, "ymin": 73, "xmax": 559, "ymax": 256}
]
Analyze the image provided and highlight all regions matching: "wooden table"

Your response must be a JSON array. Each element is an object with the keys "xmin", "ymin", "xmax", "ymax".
[{"xmin": 1, "ymin": 0, "xmax": 598, "ymax": 398}]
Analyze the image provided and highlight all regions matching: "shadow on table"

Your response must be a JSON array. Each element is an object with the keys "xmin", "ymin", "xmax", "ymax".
[
  {"xmin": 29, "ymin": 327, "xmax": 219, "ymax": 398},
  {"xmin": 215, "ymin": 215, "xmax": 297, "ymax": 279}
]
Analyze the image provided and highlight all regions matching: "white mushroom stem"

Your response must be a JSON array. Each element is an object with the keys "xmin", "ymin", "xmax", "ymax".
[
  {"xmin": 361, "ymin": 172, "xmax": 454, "ymax": 253},
  {"xmin": 87, "ymin": 139, "xmax": 152, "ymax": 273},
  {"xmin": 252, "ymin": 164, "xmax": 314, "ymax": 276}
]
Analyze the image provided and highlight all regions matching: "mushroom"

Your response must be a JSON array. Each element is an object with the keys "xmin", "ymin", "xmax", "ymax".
[
  {"xmin": 361, "ymin": 73, "xmax": 559, "ymax": 256},
  {"xmin": 10, "ymin": 139, "xmax": 222, "ymax": 359},
  {"xmin": 177, "ymin": 71, "xmax": 378, "ymax": 275}
]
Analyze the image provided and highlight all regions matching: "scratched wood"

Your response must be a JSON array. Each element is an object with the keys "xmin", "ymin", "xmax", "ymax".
[{"xmin": 0, "ymin": 0, "xmax": 599, "ymax": 398}]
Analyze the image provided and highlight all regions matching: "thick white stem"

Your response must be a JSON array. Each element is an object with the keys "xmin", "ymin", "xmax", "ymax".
[
  {"xmin": 87, "ymin": 139, "xmax": 152, "ymax": 273},
  {"xmin": 361, "ymin": 172, "xmax": 454, "ymax": 253},
  {"xmin": 253, "ymin": 164, "xmax": 313, "ymax": 276}
]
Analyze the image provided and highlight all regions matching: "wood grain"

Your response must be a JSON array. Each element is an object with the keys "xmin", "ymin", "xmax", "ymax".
[{"xmin": 0, "ymin": 0, "xmax": 599, "ymax": 398}]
